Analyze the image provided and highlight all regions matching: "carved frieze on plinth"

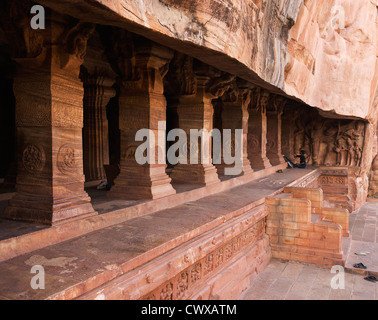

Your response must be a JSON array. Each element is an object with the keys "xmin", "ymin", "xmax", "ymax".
[
  {"xmin": 108, "ymin": 33, "xmax": 176, "ymax": 199},
  {"xmin": 247, "ymin": 88, "xmax": 272, "ymax": 169},
  {"xmin": 1, "ymin": 5, "xmax": 97, "ymax": 224}
]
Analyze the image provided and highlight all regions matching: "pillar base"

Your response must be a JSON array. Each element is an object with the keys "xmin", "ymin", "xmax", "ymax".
[
  {"xmin": 109, "ymin": 166, "xmax": 176, "ymax": 200},
  {"xmin": 2, "ymin": 192, "xmax": 97, "ymax": 226},
  {"xmin": 170, "ymin": 164, "xmax": 220, "ymax": 186},
  {"xmin": 248, "ymin": 155, "xmax": 272, "ymax": 170},
  {"xmin": 215, "ymin": 160, "xmax": 253, "ymax": 176},
  {"xmin": 267, "ymin": 154, "xmax": 286, "ymax": 166}
]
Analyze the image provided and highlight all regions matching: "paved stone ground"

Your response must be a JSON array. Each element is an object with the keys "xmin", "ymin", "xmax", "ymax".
[{"xmin": 239, "ymin": 200, "xmax": 378, "ymax": 300}]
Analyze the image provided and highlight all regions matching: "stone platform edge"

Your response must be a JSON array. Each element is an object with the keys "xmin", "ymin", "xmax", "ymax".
[
  {"xmin": 0, "ymin": 164, "xmax": 318, "ymax": 263},
  {"xmin": 48, "ymin": 205, "xmax": 270, "ymax": 300}
]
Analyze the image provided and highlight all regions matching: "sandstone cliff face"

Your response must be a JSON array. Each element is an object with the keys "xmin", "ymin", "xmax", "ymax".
[{"xmin": 286, "ymin": 0, "xmax": 378, "ymax": 122}]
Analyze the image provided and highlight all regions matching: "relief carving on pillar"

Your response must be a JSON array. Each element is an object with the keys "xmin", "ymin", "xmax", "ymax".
[
  {"xmin": 164, "ymin": 52, "xmax": 197, "ymax": 97},
  {"xmin": 266, "ymin": 139, "xmax": 276, "ymax": 152},
  {"xmin": 267, "ymin": 94, "xmax": 286, "ymax": 114},
  {"xmin": 206, "ymin": 72, "xmax": 236, "ymax": 100},
  {"xmin": 249, "ymin": 134, "xmax": 261, "ymax": 151},
  {"xmin": 22, "ymin": 144, "xmax": 46, "ymax": 174},
  {"xmin": 122, "ymin": 144, "xmax": 139, "ymax": 161},
  {"xmin": 57, "ymin": 144, "xmax": 76, "ymax": 175},
  {"xmin": 254, "ymin": 87, "xmax": 270, "ymax": 115},
  {"xmin": 63, "ymin": 23, "xmax": 95, "ymax": 61},
  {"xmin": 111, "ymin": 30, "xmax": 173, "ymax": 95},
  {"xmin": 221, "ymin": 79, "xmax": 254, "ymax": 106}
]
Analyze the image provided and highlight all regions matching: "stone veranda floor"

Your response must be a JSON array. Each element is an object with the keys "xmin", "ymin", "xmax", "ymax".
[{"xmin": 239, "ymin": 200, "xmax": 378, "ymax": 300}]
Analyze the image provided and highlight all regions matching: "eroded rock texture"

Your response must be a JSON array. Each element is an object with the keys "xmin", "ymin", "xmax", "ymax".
[{"xmin": 286, "ymin": 0, "xmax": 378, "ymax": 121}]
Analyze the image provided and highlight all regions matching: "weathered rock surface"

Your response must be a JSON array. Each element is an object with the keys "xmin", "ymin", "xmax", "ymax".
[{"xmin": 286, "ymin": 0, "xmax": 378, "ymax": 122}]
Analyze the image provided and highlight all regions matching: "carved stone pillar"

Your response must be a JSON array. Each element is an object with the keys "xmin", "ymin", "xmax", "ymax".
[
  {"xmin": 281, "ymin": 105, "xmax": 298, "ymax": 160},
  {"xmin": 247, "ymin": 88, "xmax": 272, "ymax": 169},
  {"xmin": 80, "ymin": 31, "xmax": 116, "ymax": 182},
  {"xmin": 1, "ymin": 5, "xmax": 97, "ymax": 225},
  {"xmin": 109, "ymin": 34, "xmax": 176, "ymax": 199},
  {"xmin": 266, "ymin": 95, "xmax": 286, "ymax": 166},
  {"xmin": 168, "ymin": 59, "xmax": 235, "ymax": 185},
  {"xmin": 215, "ymin": 81, "xmax": 253, "ymax": 176}
]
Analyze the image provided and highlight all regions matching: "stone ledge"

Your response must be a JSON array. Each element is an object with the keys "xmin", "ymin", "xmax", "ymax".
[{"xmin": 0, "ymin": 163, "xmax": 307, "ymax": 263}]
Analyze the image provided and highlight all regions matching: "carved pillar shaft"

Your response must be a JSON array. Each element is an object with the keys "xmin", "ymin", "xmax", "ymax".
[
  {"xmin": 165, "ymin": 57, "xmax": 234, "ymax": 185},
  {"xmin": 169, "ymin": 82, "xmax": 220, "ymax": 185},
  {"xmin": 266, "ymin": 109, "xmax": 286, "ymax": 166},
  {"xmin": 281, "ymin": 114, "xmax": 295, "ymax": 159},
  {"xmin": 109, "ymin": 41, "xmax": 176, "ymax": 199},
  {"xmin": 82, "ymin": 74, "xmax": 114, "ymax": 182},
  {"xmin": 216, "ymin": 87, "xmax": 253, "ymax": 176},
  {"xmin": 247, "ymin": 90, "xmax": 272, "ymax": 169},
  {"xmin": 2, "ymin": 10, "xmax": 97, "ymax": 225}
]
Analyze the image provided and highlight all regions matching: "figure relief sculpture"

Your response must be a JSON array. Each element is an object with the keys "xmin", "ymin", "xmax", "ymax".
[
  {"xmin": 343, "ymin": 121, "xmax": 365, "ymax": 167},
  {"xmin": 334, "ymin": 120, "xmax": 365, "ymax": 167}
]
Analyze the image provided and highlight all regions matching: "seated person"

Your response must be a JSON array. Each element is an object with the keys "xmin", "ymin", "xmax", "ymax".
[{"xmin": 284, "ymin": 150, "xmax": 307, "ymax": 169}]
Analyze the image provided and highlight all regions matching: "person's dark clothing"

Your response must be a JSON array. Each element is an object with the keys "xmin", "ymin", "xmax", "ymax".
[
  {"xmin": 294, "ymin": 154, "xmax": 306, "ymax": 168},
  {"xmin": 284, "ymin": 154, "xmax": 307, "ymax": 169}
]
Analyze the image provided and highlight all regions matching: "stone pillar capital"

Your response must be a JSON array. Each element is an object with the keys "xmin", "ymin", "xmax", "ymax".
[
  {"xmin": 221, "ymin": 79, "xmax": 254, "ymax": 107},
  {"xmin": 267, "ymin": 95, "xmax": 286, "ymax": 115},
  {"xmin": 1, "ymin": 2, "xmax": 95, "ymax": 74}
]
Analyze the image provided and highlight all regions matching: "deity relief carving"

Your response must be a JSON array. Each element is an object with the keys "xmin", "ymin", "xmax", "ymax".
[
  {"xmin": 139, "ymin": 217, "xmax": 266, "ymax": 300},
  {"xmin": 203, "ymin": 253, "xmax": 214, "ymax": 276},
  {"xmin": 190, "ymin": 263, "xmax": 202, "ymax": 285},
  {"xmin": 176, "ymin": 272, "xmax": 189, "ymax": 299},
  {"xmin": 22, "ymin": 144, "xmax": 45, "ymax": 174},
  {"xmin": 160, "ymin": 282, "xmax": 173, "ymax": 300},
  {"xmin": 288, "ymin": 106, "xmax": 366, "ymax": 167}
]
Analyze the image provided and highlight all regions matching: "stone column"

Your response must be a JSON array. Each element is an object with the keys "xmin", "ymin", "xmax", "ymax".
[
  {"xmin": 1, "ymin": 6, "xmax": 97, "ymax": 225},
  {"xmin": 80, "ymin": 31, "xmax": 116, "ymax": 182},
  {"xmin": 168, "ymin": 59, "xmax": 235, "ymax": 185},
  {"xmin": 247, "ymin": 88, "xmax": 272, "ymax": 169},
  {"xmin": 109, "ymin": 35, "xmax": 176, "ymax": 199},
  {"xmin": 215, "ymin": 81, "xmax": 253, "ymax": 176},
  {"xmin": 281, "ymin": 105, "xmax": 298, "ymax": 160},
  {"xmin": 266, "ymin": 95, "xmax": 286, "ymax": 166}
]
